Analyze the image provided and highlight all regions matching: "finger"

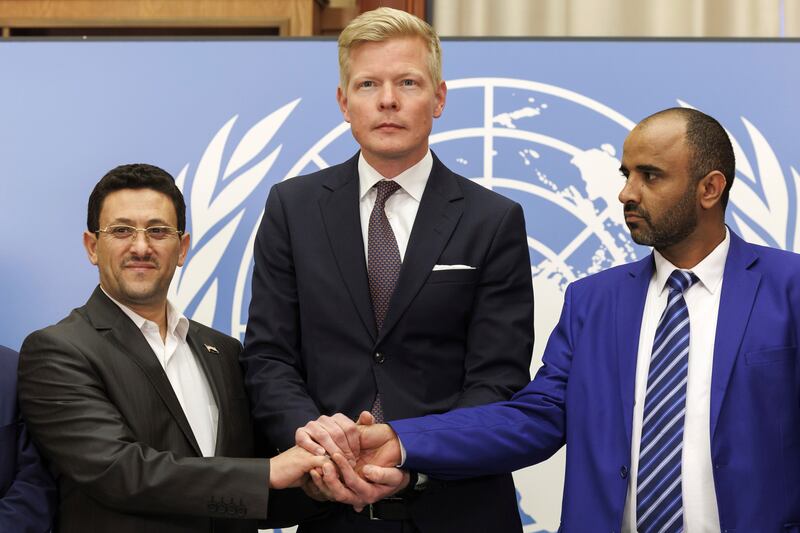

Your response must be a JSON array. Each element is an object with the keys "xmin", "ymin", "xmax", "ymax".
[
  {"xmin": 323, "ymin": 454, "xmax": 371, "ymax": 511},
  {"xmin": 302, "ymin": 419, "xmax": 346, "ymax": 458},
  {"xmin": 320, "ymin": 459, "xmax": 365, "ymax": 509},
  {"xmin": 333, "ymin": 453, "xmax": 408, "ymax": 503},
  {"xmin": 302, "ymin": 476, "xmax": 329, "ymax": 502},
  {"xmin": 362, "ymin": 465, "xmax": 407, "ymax": 486},
  {"xmin": 306, "ymin": 452, "xmax": 328, "ymax": 470},
  {"xmin": 317, "ymin": 416, "xmax": 357, "ymax": 462},
  {"xmin": 357, "ymin": 411, "xmax": 375, "ymax": 426},
  {"xmin": 295, "ymin": 428, "xmax": 326, "ymax": 456},
  {"xmin": 331, "ymin": 412, "xmax": 360, "ymax": 459},
  {"xmin": 332, "ymin": 452, "xmax": 377, "ymax": 499},
  {"xmin": 309, "ymin": 468, "xmax": 334, "ymax": 500}
]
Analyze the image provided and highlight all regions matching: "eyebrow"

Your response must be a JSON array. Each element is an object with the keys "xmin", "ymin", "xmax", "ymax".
[
  {"xmin": 619, "ymin": 164, "xmax": 664, "ymax": 174},
  {"xmin": 353, "ymin": 68, "xmax": 425, "ymax": 80},
  {"xmin": 108, "ymin": 217, "xmax": 172, "ymax": 226}
]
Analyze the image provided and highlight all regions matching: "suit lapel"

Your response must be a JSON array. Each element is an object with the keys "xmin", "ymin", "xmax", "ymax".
[
  {"xmin": 616, "ymin": 256, "xmax": 653, "ymax": 446},
  {"xmin": 84, "ymin": 287, "xmax": 202, "ymax": 456},
  {"xmin": 186, "ymin": 325, "xmax": 225, "ymax": 453},
  {"xmin": 378, "ymin": 155, "xmax": 464, "ymax": 343},
  {"xmin": 319, "ymin": 154, "xmax": 377, "ymax": 340},
  {"xmin": 710, "ymin": 232, "xmax": 760, "ymax": 439}
]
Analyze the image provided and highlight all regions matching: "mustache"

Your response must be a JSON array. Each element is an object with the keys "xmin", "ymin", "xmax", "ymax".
[
  {"xmin": 122, "ymin": 256, "xmax": 159, "ymax": 268},
  {"xmin": 623, "ymin": 202, "xmax": 650, "ymax": 222}
]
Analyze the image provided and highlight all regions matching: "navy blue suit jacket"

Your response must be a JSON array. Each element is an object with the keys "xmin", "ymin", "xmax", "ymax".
[
  {"xmin": 0, "ymin": 345, "xmax": 56, "ymax": 533},
  {"xmin": 393, "ymin": 231, "xmax": 800, "ymax": 532},
  {"xmin": 242, "ymin": 152, "xmax": 534, "ymax": 531}
]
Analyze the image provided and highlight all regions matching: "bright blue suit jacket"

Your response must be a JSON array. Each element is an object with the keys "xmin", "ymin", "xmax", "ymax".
[
  {"xmin": 392, "ymin": 231, "xmax": 800, "ymax": 532},
  {"xmin": 0, "ymin": 345, "xmax": 56, "ymax": 533}
]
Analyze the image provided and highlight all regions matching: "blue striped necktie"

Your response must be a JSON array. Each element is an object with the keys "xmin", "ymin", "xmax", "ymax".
[{"xmin": 636, "ymin": 269, "xmax": 698, "ymax": 533}]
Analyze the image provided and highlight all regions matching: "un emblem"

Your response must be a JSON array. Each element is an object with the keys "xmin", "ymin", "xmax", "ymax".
[{"xmin": 169, "ymin": 78, "xmax": 799, "ymax": 533}]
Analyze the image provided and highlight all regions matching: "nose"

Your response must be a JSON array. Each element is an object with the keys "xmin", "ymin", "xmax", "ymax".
[
  {"xmin": 128, "ymin": 229, "xmax": 153, "ymax": 255},
  {"xmin": 378, "ymin": 84, "xmax": 399, "ymax": 111},
  {"xmin": 618, "ymin": 175, "xmax": 639, "ymax": 205}
]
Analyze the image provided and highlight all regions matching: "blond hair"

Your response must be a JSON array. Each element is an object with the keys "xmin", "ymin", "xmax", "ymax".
[{"xmin": 338, "ymin": 7, "xmax": 442, "ymax": 91}]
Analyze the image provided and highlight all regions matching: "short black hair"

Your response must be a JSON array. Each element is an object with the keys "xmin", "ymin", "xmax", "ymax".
[
  {"xmin": 87, "ymin": 163, "xmax": 186, "ymax": 233},
  {"xmin": 643, "ymin": 107, "xmax": 736, "ymax": 208}
]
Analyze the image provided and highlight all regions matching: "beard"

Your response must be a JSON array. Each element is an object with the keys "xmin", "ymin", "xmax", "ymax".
[{"xmin": 624, "ymin": 183, "xmax": 698, "ymax": 249}]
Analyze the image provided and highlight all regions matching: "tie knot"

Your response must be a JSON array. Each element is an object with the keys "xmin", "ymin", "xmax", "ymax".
[
  {"xmin": 374, "ymin": 180, "xmax": 401, "ymax": 206},
  {"xmin": 666, "ymin": 269, "xmax": 698, "ymax": 294}
]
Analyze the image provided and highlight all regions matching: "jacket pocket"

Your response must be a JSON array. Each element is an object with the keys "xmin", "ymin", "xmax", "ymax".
[
  {"xmin": 744, "ymin": 346, "xmax": 795, "ymax": 366},
  {"xmin": 426, "ymin": 268, "xmax": 479, "ymax": 284}
]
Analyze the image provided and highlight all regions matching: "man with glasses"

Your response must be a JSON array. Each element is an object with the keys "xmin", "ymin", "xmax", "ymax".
[{"xmin": 17, "ymin": 164, "xmax": 326, "ymax": 533}]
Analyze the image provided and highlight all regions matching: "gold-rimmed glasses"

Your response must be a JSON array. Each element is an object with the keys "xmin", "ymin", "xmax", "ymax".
[{"xmin": 96, "ymin": 224, "xmax": 183, "ymax": 241}]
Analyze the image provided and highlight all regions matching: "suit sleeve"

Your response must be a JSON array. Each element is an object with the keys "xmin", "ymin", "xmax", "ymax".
[
  {"xmin": 454, "ymin": 202, "xmax": 534, "ymax": 408},
  {"xmin": 18, "ymin": 330, "xmax": 271, "ymax": 520},
  {"xmin": 241, "ymin": 185, "xmax": 321, "ymax": 450},
  {"xmin": 0, "ymin": 352, "xmax": 56, "ymax": 533},
  {"xmin": 391, "ymin": 281, "xmax": 573, "ymax": 479}
]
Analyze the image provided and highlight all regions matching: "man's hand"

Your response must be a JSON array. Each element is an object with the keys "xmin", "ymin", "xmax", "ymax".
[
  {"xmin": 295, "ymin": 413, "xmax": 362, "ymax": 465},
  {"xmin": 268, "ymin": 446, "xmax": 328, "ymax": 490},
  {"xmin": 355, "ymin": 416, "xmax": 402, "ymax": 472},
  {"xmin": 300, "ymin": 476, "xmax": 330, "ymax": 502},
  {"xmin": 310, "ymin": 452, "xmax": 409, "ymax": 511}
]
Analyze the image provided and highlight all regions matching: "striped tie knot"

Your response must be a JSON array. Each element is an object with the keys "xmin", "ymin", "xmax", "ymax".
[
  {"xmin": 374, "ymin": 180, "xmax": 401, "ymax": 207},
  {"xmin": 666, "ymin": 270, "xmax": 697, "ymax": 295}
]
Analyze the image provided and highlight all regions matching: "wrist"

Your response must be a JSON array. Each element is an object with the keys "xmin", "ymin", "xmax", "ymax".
[
  {"xmin": 268, "ymin": 455, "xmax": 292, "ymax": 489},
  {"xmin": 267, "ymin": 457, "xmax": 278, "ymax": 489}
]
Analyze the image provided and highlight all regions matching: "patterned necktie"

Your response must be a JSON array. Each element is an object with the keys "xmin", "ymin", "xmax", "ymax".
[
  {"xmin": 367, "ymin": 180, "xmax": 402, "ymax": 423},
  {"xmin": 636, "ymin": 269, "xmax": 698, "ymax": 533}
]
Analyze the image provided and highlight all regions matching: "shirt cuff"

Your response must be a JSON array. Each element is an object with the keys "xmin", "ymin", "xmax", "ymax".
[{"xmin": 398, "ymin": 437, "xmax": 407, "ymax": 466}]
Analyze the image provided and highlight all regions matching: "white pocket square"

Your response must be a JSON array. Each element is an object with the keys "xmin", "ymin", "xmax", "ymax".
[{"xmin": 432, "ymin": 264, "xmax": 476, "ymax": 271}]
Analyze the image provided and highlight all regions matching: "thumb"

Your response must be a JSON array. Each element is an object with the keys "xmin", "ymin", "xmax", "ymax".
[
  {"xmin": 362, "ymin": 465, "xmax": 406, "ymax": 486},
  {"xmin": 357, "ymin": 410, "xmax": 375, "ymax": 426}
]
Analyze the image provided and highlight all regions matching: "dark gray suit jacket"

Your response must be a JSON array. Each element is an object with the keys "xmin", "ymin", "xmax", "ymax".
[{"xmin": 18, "ymin": 287, "xmax": 271, "ymax": 533}]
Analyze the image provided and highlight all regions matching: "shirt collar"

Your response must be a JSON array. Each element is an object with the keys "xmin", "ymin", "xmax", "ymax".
[
  {"xmin": 652, "ymin": 226, "xmax": 731, "ymax": 296},
  {"xmin": 358, "ymin": 150, "xmax": 432, "ymax": 202},
  {"xmin": 101, "ymin": 286, "xmax": 189, "ymax": 341}
]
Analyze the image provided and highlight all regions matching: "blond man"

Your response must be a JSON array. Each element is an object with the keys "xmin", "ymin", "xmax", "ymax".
[{"xmin": 241, "ymin": 8, "xmax": 534, "ymax": 532}]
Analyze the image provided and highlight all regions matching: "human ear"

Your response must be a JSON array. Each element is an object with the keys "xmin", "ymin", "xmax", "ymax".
[
  {"xmin": 699, "ymin": 170, "xmax": 726, "ymax": 210},
  {"xmin": 83, "ymin": 231, "xmax": 99, "ymax": 265}
]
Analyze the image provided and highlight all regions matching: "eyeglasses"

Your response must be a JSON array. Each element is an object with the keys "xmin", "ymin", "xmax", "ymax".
[{"xmin": 96, "ymin": 224, "xmax": 183, "ymax": 241}]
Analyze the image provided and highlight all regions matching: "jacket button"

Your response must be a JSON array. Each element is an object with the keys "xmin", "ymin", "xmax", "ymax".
[
  {"xmin": 620, "ymin": 466, "xmax": 628, "ymax": 479},
  {"xmin": 374, "ymin": 352, "xmax": 385, "ymax": 363}
]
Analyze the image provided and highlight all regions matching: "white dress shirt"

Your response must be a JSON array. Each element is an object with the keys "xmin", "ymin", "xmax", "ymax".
[
  {"xmin": 102, "ymin": 288, "xmax": 219, "ymax": 457},
  {"xmin": 358, "ymin": 151, "xmax": 432, "ymax": 263},
  {"xmin": 622, "ymin": 229, "xmax": 730, "ymax": 533}
]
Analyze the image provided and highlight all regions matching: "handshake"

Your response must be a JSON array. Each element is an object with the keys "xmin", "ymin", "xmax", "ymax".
[{"xmin": 268, "ymin": 412, "xmax": 406, "ymax": 511}]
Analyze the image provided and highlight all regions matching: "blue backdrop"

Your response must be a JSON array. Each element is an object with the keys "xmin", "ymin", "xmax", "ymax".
[{"xmin": 1, "ymin": 38, "xmax": 798, "ymax": 531}]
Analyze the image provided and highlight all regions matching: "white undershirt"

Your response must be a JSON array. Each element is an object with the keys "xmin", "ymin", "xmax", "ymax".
[
  {"xmin": 622, "ymin": 228, "xmax": 730, "ymax": 533},
  {"xmin": 358, "ymin": 151, "xmax": 431, "ymax": 263},
  {"xmin": 103, "ymin": 288, "xmax": 219, "ymax": 457}
]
